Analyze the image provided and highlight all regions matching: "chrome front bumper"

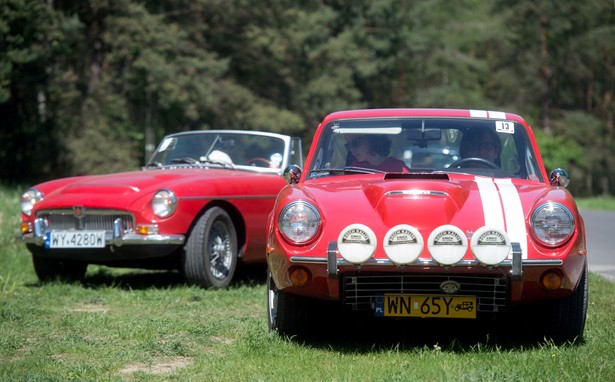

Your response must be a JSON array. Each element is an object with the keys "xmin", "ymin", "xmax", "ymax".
[
  {"xmin": 290, "ymin": 241, "xmax": 563, "ymax": 281},
  {"xmin": 19, "ymin": 217, "xmax": 184, "ymax": 247}
]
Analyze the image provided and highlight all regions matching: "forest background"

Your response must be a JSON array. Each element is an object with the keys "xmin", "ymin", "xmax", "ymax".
[{"xmin": 1, "ymin": 0, "xmax": 614, "ymax": 197}]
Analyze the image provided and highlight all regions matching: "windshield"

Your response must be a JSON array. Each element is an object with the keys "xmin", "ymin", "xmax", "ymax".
[
  {"xmin": 147, "ymin": 131, "xmax": 289, "ymax": 173},
  {"xmin": 307, "ymin": 117, "xmax": 543, "ymax": 181}
]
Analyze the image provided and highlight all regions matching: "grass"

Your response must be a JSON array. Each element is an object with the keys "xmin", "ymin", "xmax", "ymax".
[
  {"xmin": 1, "ymin": 185, "xmax": 615, "ymax": 381},
  {"xmin": 575, "ymin": 195, "xmax": 615, "ymax": 211}
]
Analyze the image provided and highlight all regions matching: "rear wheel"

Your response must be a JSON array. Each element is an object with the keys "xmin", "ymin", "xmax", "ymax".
[
  {"xmin": 32, "ymin": 256, "xmax": 87, "ymax": 282},
  {"xmin": 183, "ymin": 207, "xmax": 237, "ymax": 288},
  {"xmin": 545, "ymin": 263, "xmax": 588, "ymax": 343}
]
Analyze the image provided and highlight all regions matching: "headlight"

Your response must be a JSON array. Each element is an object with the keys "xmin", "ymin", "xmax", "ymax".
[
  {"xmin": 470, "ymin": 226, "xmax": 511, "ymax": 265},
  {"xmin": 278, "ymin": 201, "xmax": 321, "ymax": 244},
  {"xmin": 530, "ymin": 202, "xmax": 575, "ymax": 246},
  {"xmin": 383, "ymin": 225, "xmax": 424, "ymax": 265},
  {"xmin": 338, "ymin": 224, "xmax": 377, "ymax": 264},
  {"xmin": 427, "ymin": 225, "xmax": 468, "ymax": 265},
  {"xmin": 21, "ymin": 188, "xmax": 43, "ymax": 216},
  {"xmin": 152, "ymin": 189, "xmax": 177, "ymax": 218}
]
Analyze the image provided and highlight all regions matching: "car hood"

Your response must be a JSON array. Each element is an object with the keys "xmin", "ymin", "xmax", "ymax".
[
  {"xmin": 290, "ymin": 173, "xmax": 554, "ymax": 254},
  {"xmin": 34, "ymin": 168, "xmax": 274, "ymax": 210}
]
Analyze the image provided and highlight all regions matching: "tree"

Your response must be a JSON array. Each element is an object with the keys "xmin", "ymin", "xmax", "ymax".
[
  {"xmin": 0, "ymin": 0, "xmax": 60, "ymax": 183},
  {"xmin": 1, "ymin": 0, "xmax": 613, "ymax": 197}
]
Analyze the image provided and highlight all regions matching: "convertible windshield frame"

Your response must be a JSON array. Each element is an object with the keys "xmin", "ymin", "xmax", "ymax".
[{"xmin": 146, "ymin": 130, "xmax": 293, "ymax": 175}]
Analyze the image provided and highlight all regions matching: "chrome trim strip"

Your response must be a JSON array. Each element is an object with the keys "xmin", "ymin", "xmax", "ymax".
[
  {"xmin": 108, "ymin": 233, "xmax": 184, "ymax": 246},
  {"xmin": 180, "ymin": 195, "xmax": 278, "ymax": 201},
  {"xmin": 384, "ymin": 190, "xmax": 449, "ymax": 197},
  {"xmin": 37, "ymin": 208, "xmax": 133, "ymax": 215},
  {"xmin": 289, "ymin": 256, "xmax": 563, "ymax": 267}
]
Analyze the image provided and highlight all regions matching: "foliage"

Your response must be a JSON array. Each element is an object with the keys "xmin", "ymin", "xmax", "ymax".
[
  {"xmin": 534, "ymin": 127, "xmax": 585, "ymax": 172},
  {"xmin": 0, "ymin": 0, "xmax": 613, "ymax": 196}
]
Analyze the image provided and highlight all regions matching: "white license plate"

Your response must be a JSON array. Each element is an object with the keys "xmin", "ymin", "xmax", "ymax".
[{"xmin": 46, "ymin": 231, "xmax": 106, "ymax": 248}]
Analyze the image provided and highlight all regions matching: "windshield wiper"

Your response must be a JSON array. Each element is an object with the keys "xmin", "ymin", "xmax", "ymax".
[
  {"xmin": 171, "ymin": 157, "xmax": 200, "ymax": 164},
  {"xmin": 144, "ymin": 161, "xmax": 163, "ymax": 168}
]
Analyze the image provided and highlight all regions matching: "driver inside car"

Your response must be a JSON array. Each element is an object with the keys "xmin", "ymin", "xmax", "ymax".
[
  {"xmin": 346, "ymin": 134, "xmax": 409, "ymax": 172},
  {"xmin": 458, "ymin": 128, "xmax": 502, "ymax": 167}
]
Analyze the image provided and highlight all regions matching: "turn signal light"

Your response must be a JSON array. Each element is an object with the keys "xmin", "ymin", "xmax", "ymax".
[
  {"xmin": 541, "ymin": 271, "xmax": 562, "ymax": 290},
  {"xmin": 289, "ymin": 267, "xmax": 311, "ymax": 287},
  {"xmin": 136, "ymin": 225, "xmax": 159, "ymax": 235},
  {"xmin": 21, "ymin": 222, "xmax": 32, "ymax": 234}
]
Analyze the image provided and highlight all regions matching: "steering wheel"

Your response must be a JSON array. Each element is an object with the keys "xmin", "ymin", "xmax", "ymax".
[
  {"xmin": 449, "ymin": 157, "xmax": 499, "ymax": 169},
  {"xmin": 246, "ymin": 157, "xmax": 271, "ymax": 167}
]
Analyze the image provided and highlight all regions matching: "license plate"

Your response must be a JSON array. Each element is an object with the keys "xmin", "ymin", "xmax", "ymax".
[
  {"xmin": 46, "ymin": 231, "xmax": 106, "ymax": 248},
  {"xmin": 375, "ymin": 294, "xmax": 476, "ymax": 319}
]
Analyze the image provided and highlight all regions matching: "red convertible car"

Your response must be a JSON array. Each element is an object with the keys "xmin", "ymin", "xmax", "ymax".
[
  {"xmin": 266, "ymin": 109, "xmax": 588, "ymax": 343},
  {"xmin": 19, "ymin": 130, "xmax": 302, "ymax": 288}
]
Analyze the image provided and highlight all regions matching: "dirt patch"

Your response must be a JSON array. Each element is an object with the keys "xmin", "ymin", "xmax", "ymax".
[
  {"xmin": 119, "ymin": 356, "xmax": 192, "ymax": 375},
  {"xmin": 211, "ymin": 336, "xmax": 235, "ymax": 345},
  {"xmin": 71, "ymin": 304, "xmax": 109, "ymax": 313}
]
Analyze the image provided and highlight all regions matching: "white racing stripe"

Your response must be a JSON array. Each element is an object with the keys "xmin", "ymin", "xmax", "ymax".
[
  {"xmin": 469, "ymin": 110, "xmax": 507, "ymax": 119},
  {"xmin": 474, "ymin": 177, "xmax": 505, "ymax": 229},
  {"xmin": 475, "ymin": 176, "xmax": 528, "ymax": 259},
  {"xmin": 494, "ymin": 178, "xmax": 527, "ymax": 258}
]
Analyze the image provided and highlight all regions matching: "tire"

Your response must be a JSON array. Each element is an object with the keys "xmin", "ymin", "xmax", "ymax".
[
  {"xmin": 546, "ymin": 263, "xmax": 589, "ymax": 343},
  {"xmin": 267, "ymin": 270, "xmax": 315, "ymax": 337},
  {"xmin": 183, "ymin": 207, "xmax": 238, "ymax": 288},
  {"xmin": 32, "ymin": 256, "xmax": 87, "ymax": 282}
]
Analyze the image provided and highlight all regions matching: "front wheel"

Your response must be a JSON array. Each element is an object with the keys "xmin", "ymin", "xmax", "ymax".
[
  {"xmin": 545, "ymin": 263, "xmax": 588, "ymax": 343},
  {"xmin": 32, "ymin": 256, "xmax": 87, "ymax": 282},
  {"xmin": 267, "ymin": 271, "xmax": 310, "ymax": 337},
  {"xmin": 183, "ymin": 207, "xmax": 238, "ymax": 288}
]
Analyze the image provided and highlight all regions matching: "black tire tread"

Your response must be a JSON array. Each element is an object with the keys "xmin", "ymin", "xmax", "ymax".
[
  {"xmin": 547, "ymin": 263, "xmax": 588, "ymax": 343},
  {"xmin": 183, "ymin": 207, "xmax": 237, "ymax": 288}
]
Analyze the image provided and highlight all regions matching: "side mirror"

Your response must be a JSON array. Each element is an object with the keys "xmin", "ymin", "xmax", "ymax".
[
  {"xmin": 284, "ymin": 165, "xmax": 302, "ymax": 184},
  {"xmin": 549, "ymin": 168, "xmax": 570, "ymax": 188}
]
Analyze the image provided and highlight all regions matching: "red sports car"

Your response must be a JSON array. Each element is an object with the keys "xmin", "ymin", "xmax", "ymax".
[
  {"xmin": 19, "ymin": 130, "xmax": 302, "ymax": 288},
  {"xmin": 266, "ymin": 109, "xmax": 588, "ymax": 342}
]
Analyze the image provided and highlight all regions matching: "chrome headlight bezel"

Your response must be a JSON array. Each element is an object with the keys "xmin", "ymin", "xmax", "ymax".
[
  {"xmin": 21, "ymin": 188, "xmax": 43, "ymax": 216},
  {"xmin": 278, "ymin": 201, "xmax": 321, "ymax": 245},
  {"xmin": 530, "ymin": 202, "xmax": 575, "ymax": 247},
  {"xmin": 152, "ymin": 189, "xmax": 177, "ymax": 218}
]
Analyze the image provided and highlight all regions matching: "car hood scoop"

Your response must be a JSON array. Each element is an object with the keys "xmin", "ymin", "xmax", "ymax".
[{"xmin": 361, "ymin": 179, "xmax": 469, "ymax": 226}]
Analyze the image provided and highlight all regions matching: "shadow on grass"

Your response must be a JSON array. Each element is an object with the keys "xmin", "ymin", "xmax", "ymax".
[
  {"xmin": 29, "ymin": 263, "xmax": 268, "ymax": 291},
  {"xmin": 282, "ymin": 314, "xmax": 585, "ymax": 352}
]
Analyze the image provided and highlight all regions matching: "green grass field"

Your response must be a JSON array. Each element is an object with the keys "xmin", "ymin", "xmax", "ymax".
[{"xmin": 1, "ymin": 185, "xmax": 614, "ymax": 381}]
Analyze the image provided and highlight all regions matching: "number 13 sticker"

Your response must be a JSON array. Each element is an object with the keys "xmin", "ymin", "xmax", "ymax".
[{"xmin": 496, "ymin": 121, "xmax": 514, "ymax": 134}]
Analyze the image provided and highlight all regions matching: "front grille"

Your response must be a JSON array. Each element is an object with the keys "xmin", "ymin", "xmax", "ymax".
[
  {"xmin": 342, "ymin": 273, "xmax": 508, "ymax": 313},
  {"xmin": 37, "ymin": 209, "xmax": 135, "ymax": 232}
]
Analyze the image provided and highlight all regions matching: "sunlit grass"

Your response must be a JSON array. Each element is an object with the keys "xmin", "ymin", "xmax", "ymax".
[{"xmin": 576, "ymin": 195, "xmax": 615, "ymax": 211}]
